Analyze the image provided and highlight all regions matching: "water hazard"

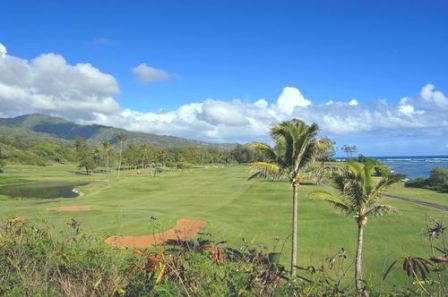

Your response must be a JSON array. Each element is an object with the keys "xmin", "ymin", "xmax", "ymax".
[{"xmin": 0, "ymin": 182, "xmax": 88, "ymax": 199}]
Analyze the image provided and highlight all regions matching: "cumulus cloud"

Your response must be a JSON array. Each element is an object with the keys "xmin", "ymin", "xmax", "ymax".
[
  {"xmin": 87, "ymin": 84, "xmax": 448, "ymax": 142},
  {"xmin": 0, "ymin": 43, "xmax": 6, "ymax": 59},
  {"xmin": 420, "ymin": 83, "xmax": 448, "ymax": 109},
  {"xmin": 0, "ymin": 47, "xmax": 120, "ymax": 121},
  {"xmin": 1, "ymin": 42, "xmax": 447, "ymax": 144},
  {"xmin": 132, "ymin": 63, "xmax": 172, "ymax": 83},
  {"xmin": 348, "ymin": 99, "xmax": 358, "ymax": 106},
  {"xmin": 276, "ymin": 86, "xmax": 311, "ymax": 114}
]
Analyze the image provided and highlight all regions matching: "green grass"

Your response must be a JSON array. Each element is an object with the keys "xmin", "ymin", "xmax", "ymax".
[{"xmin": 1, "ymin": 163, "xmax": 447, "ymax": 290}]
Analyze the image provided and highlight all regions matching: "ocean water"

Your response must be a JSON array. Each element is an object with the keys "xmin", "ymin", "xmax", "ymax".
[{"xmin": 377, "ymin": 156, "xmax": 448, "ymax": 179}]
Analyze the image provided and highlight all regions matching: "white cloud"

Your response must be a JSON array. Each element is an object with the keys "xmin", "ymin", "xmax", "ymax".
[
  {"xmin": 348, "ymin": 99, "xmax": 358, "ymax": 106},
  {"xmin": 132, "ymin": 63, "xmax": 172, "ymax": 83},
  {"xmin": 420, "ymin": 83, "xmax": 448, "ymax": 109},
  {"xmin": 0, "ymin": 46, "xmax": 120, "ymax": 121},
  {"xmin": 0, "ymin": 43, "xmax": 8, "ymax": 59},
  {"xmin": 0, "ymin": 43, "xmax": 6, "ymax": 59},
  {"xmin": 1, "ymin": 42, "xmax": 447, "ymax": 144},
  {"xmin": 276, "ymin": 86, "xmax": 311, "ymax": 114},
  {"xmin": 398, "ymin": 97, "xmax": 424, "ymax": 115}
]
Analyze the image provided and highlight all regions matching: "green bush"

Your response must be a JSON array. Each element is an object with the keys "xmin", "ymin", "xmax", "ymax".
[
  {"xmin": 405, "ymin": 167, "xmax": 448, "ymax": 193},
  {"xmin": 373, "ymin": 165, "xmax": 392, "ymax": 177},
  {"xmin": 0, "ymin": 218, "xmax": 127, "ymax": 296},
  {"xmin": 405, "ymin": 177, "xmax": 429, "ymax": 188},
  {"xmin": 428, "ymin": 167, "xmax": 448, "ymax": 188},
  {"xmin": 176, "ymin": 161, "xmax": 193, "ymax": 169}
]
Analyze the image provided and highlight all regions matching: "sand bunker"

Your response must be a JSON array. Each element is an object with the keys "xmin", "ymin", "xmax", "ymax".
[
  {"xmin": 105, "ymin": 219, "xmax": 208, "ymax": 248},
  {"xmin": 48, "ymin": 205, "xmax": 92, "ymax": 212}
]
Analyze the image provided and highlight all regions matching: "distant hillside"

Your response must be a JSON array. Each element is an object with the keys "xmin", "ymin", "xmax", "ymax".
[{"xmin": 0, "ymin": 114, "xmax": 235, "ymax": 148}]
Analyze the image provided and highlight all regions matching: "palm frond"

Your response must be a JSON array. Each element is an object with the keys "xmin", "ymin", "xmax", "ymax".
[
  {"xmin": 271, "ymin": 123, "xmax": 295, "ymax": 166},
  {"xmin": 248, "ymin": 142, "xmax": 278, "ymax": 162},
  {"xmin": 365, "ymin": 204, "xmax": 398, "ymax": 216},
  {"xmin": 248, "ymin": 162, "xmax": 284, "ymax": 180},
  {"xmin": 309, "ymin": 191, "xmax": 352, "ymax": 214}
]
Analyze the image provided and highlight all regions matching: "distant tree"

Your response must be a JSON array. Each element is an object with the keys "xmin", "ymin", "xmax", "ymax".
[
  {"xmin": 0, "ymin": 145, "xmax": 7, "ymax": 173},
  {"xmin": 428, "ymin": 167, "xmax": 448, "ymax": 188},
  {"xmin": 316, "ymin": 137, "xmax": 336, "ymax": 163},
  {"xmin": 315, "ymin": 162, "xmax": 400, "ymax": 293},
  {"xmin": 249, "ymin": 119, "xmax": 320, "ymax": 276},
  {"xmin": 153, "ymin": 165, "xmax": 163, "ymax": 177},
  {"xmin": 116, "ymin": 133, "xmax": 127, "ymax": 176},
  {"xmin": 75, "ymin": 137, "xmax": 96, "ymax": 175},
  {"xmin": 101, "ymin": 140, "xmax": 113, "ymax": 173},
  {"xmin": 341, "ymin": 145, "xmax": 358, "ymax": 160}
]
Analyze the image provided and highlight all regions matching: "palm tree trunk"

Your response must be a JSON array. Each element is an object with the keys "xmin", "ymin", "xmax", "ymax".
[
  {"xmin": 118, "ymin": 142, "xmax": 122, "ymax": 177},
  {"xmin": 290, "ymin": 180, "xmax": 299, "ymax": 276},
  {"xmin": 355, "ymin": 222, "xmax": 364, "ymax": 292}
]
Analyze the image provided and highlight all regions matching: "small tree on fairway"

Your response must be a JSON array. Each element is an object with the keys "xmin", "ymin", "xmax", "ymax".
[
  {"xmin": 315, "ymin": 162, "xmax": 400, "ymax": 293},
  {"xmin": 116, "ymin": 133, "xmax": 127, "ymax": 176},
  {"xmin": 101, "ymin": 141, "xmax": 113, "ymax": 171},
  {"xmin": 75, "ymin": 137, "xmax": 96, "ymax": 175},
  {"xmin": 249, "ymin": 119, "xmax": 320, "ymax": 276}
]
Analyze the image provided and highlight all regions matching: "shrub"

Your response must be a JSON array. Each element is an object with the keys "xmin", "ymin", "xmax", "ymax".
[
  {"xmin": 428, "ymin": 167, "xmax": 448, "ymax": 188},
  {"xmin": 374, "ymin": 165, "xmax": 392, "ymax": 177},
  {"xmin": 405, "ymin": 177, "xmax": 429, "ymax": 188},
  {"xmin": 176, "ymin": 161, "xmax": 193, "ymax": 170},
  {"xmin": 0, "ymin": 218, "xmax": 127, "ymax": 296}
]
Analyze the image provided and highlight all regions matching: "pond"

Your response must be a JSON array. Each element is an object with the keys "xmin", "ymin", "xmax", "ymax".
[{"xmin": 0, "ymin": 182, "xmax": 88, "ymax": 199}]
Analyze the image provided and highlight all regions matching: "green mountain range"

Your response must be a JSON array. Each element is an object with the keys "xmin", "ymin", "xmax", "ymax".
[{"xmin": 0, "ymin": 114, "xmax": 233, "ymax": 148}]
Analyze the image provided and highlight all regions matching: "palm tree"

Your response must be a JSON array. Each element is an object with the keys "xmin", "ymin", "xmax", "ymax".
[
  {"xmin": 116, "ymin": 133, "xmax": 127, "ymax": 177},
  {"xmin": 101, "ymin": 140, "xmax": 113, "ymax": 173},
  {"xmin": 316, "ymin": 162, "xmax": 400, "ymax": 293},
  {"xmin": 249, "ymin": 119, "xmax": 320, "ymax": 276}
]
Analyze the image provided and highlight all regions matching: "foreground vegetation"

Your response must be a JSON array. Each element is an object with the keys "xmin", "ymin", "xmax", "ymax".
[{"xmin": 1, "ymin": 210, "xmax": 447, "ymax": 296}]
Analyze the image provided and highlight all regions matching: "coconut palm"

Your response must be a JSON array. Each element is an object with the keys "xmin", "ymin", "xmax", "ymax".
[
  {"xmin": 101, "ymin": 140, "xmax": 113, "ymax": 173},
  {"xmin": 116, "ymin": 133, "xmax": 127, "ymax": 177},
  {"xmin": 249, "ymin": 119, "xmax": 320, "ymax": 276},
  {"xmin": 316, "ymin": 162, "xmax": 400, "ymax": 293}
]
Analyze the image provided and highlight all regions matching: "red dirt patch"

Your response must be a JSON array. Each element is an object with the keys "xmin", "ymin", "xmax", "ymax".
[
  {"xmin": 48, "ymin": 205, "xmax": 92, "ymax": 212},
  {"xmin": 104, "ymin": 219, "xmax": 208, "ymax": 248}
]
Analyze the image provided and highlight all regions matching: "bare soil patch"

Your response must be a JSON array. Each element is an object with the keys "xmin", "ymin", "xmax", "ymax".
[
  {"xmin": 48, "ymin": 205, "xmax": 92, "ymax": 212},
  {"xmin": 105, "ymin": 219, "xmax": 208, "ymax": 248}
]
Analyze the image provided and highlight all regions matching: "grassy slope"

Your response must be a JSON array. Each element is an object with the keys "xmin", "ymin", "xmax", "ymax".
[{"xmin": 0, "ymin": 164, "xmax": 447, "ymax": 289}]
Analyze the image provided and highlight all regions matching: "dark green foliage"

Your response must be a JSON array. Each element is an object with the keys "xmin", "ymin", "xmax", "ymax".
[
  {"xmin": 0, "ymin": 136, "xmax": 76, "ymax": 166},
  {"xmin": 405, "ymin": 167, "xmax": 448, "ymax": 193},
  {"xmin": 374, "ymin": 165, "xmax": 392, "ymax": 177},
  {"xmin": 405, "ymin": 177, "xmax": 428, "ymax": 188},
  {"xmin": 0, "ymin": 114, "xmax": 234, "ymax": 148},
  {"xmin": 356, "ymin": 155, "xmax": 393, "ymax": 177},
  {"xmin": 428, "ymin": 167, "xmax": 448, "ymax": 188},
  {"xmin": 176, "ymin": 161, "xmax": 193, "ymax": 169},
  {"xmin": 75, "ymin": 137, "xmax": 97, "ymax": 174}
]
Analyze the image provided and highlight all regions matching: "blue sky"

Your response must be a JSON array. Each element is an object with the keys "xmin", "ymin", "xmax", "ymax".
[{"xmin": 1, "ymin": 1, "xmax": 448, "ymax": 156}]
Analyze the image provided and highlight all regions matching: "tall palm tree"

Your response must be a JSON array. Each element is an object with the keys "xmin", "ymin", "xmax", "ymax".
[
  {"xmin": 116, "ymin": 133, "xmax": 127, "ymax": 177},
  {"xmin": 249, "ymin": 119, "xmax": 320, "ymax": 276},
  {"xmin": 101, "ymin": 140, "xmax": 113, "ymax": 173},
  {"xmin": 316, "ymin": 162, "xmax": 400, "ymax": 293}
]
